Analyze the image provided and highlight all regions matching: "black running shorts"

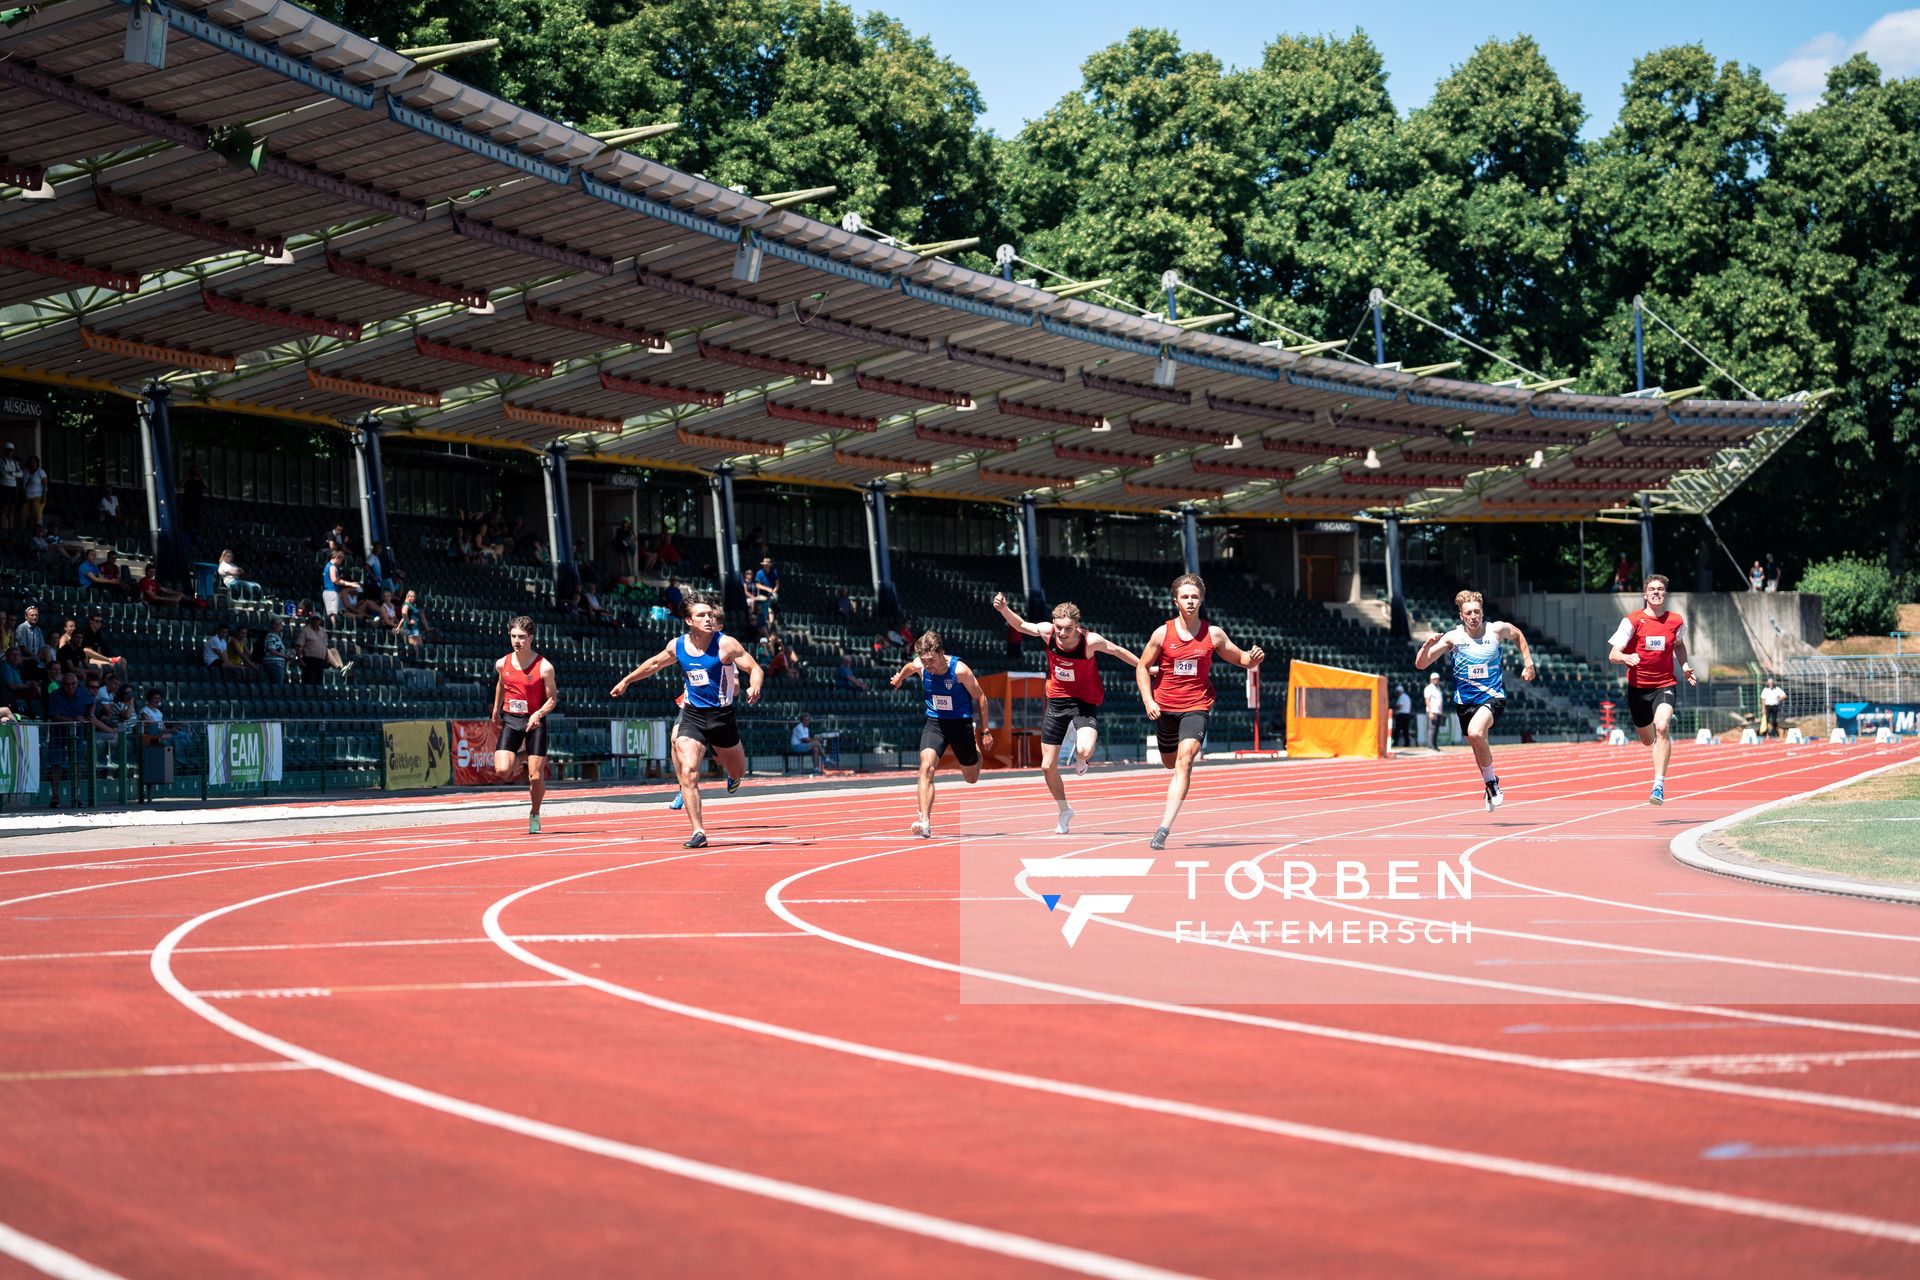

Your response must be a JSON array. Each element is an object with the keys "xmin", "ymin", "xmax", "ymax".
[
  {"xmin": 1154, "ymin": 709, "xmax": 1210, "ymax": 757},
  {"xmin": 919, "ymin": 717, "xmax": 980, "ymax": 767},
  {"xmin": 1627, "ymin": 685, "xmax": 1676, "ymax": 729},
  {"xmin": 674, "ymin": 703, "xmax": 741, "ymax": 750},
  {"xmin": 1040, "ymin": 697, "xmax": 1100, "ymax": 747},
  {"xmin": 498, "ymin": 716, "xmax": 548, "ymax": 758},
  {"xmin": 1453, "ymin": 697, "xmax": 1506, "ymax": 738}
]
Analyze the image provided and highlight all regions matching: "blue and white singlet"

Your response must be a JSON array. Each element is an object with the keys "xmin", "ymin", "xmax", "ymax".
[
  {"xmin": 1450, "ymin": 629, "xmax": 1506, "ymax": 705},
  {"xmin": 678, "ymin": 632, "xmax": 737, "ymax": 708},
  {"xmin": 921, "ymin": 656, "xmax": 974, "ymax": 720}
]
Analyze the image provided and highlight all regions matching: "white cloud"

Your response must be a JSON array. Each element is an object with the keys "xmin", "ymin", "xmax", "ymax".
[{"xmin": 1768, "ymin": 9, "xmax": 1920, "ymax": 113}]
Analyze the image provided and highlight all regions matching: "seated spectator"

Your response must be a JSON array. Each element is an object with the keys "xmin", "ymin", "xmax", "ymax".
[
  {"xmin": 834, "ymin": 654, "xmax": 869, "ymax": 693},
  {"xmin": 12, "ymin": 605, "xmax": 44, "ymax": 663},
  {"xmin": 99, "ymin": 485, "xmax": 133, "ymax": 531},
  {"xmin": 217, "ymin": 549, "xmax": 263, "ymax": 598},
  {"xmin": 94, "ymin": 670, "xmax": 124, "ymax": 709},
  {"xmin": 137, "ymin": 563, "xmax": 190, "ymax": 609},
  {"xmin": 260, "ymin": 617, "xmax": 288, "ymax": 683},
  {"xmin": 140, "ymin": 687, "xmax": 173, "ymax": 741},
  {"xmin": 444, "ymin": 530, "xmax": 467, "ymax": 563},
  {"xmin": 45, "ymin": 669, "xmax": 93, "ymax": 808},
  {"xmin": 580, "ymin": 585, "xmax": 617, "ymax": 625},
  {"xmin": 370, "ymin": 589, "xmax": 402, "ymax": 633},
  {"xmin": 790, "ymin": 713, "xmax": 826, "ymax": 771},
  {"xmin": 656, "ymin": 529, "xmax": 682, "ymax": 568},
  {"xmin": 55, "ymin": 617, "xmax": 89, "ymax": 673},
  {"xmin": 90, "ymin": 683, "xmax": 135, "ymax": 740},
  {"xmin": 201, "ymin": 623, "xmax": 231, "ymax": 672},
  {"xmin": 661, "ymin": 574, "xmax": 684, "ymax": 617},
  {"xmin": 80, "ymin": 613, "xmax": 124, "ymax": 677},
  {"xmin": 0, "ymin": 645, "xmax": 37, "ymax": 715},
  {"xmin": 365, "ymin": 541, "xmax": 388, "ymax": 592},
  {"xmin": 638, "ymin": 534, "xmax": 660, "ymax": 575},
  {"xmin": 769, "ymin": 638, "xmax": 799, "ymax": 681},
  {"xmin": 835, "ymin": 585, "xmax": 857, "ymax": 619},
  {"xmin": 36, "ymin": 523, "xmax": 83, "ymax": 568},
  {"xmin": 225, "ymin": 627, "xmax": 261, "ymax": 681},
  {"xmin": 296, "ymin": 614, "xmax": 331, "ymax": 685},
  {"xmin": 93, "ymin": 550, "xmax": 136, "ymax": 600}
]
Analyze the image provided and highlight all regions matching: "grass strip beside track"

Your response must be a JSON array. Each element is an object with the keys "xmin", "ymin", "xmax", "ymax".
[{"xmin": 1715, "ymin": 759, "xmax": 1920, "ymax": 887}]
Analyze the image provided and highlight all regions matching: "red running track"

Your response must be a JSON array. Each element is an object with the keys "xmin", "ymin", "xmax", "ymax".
[{"xmin": 3, "ymin": 741, "xmax": 1918, "ymax": 1278}]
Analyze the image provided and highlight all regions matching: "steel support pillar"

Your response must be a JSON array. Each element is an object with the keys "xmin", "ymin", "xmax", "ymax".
[
  {"xmin": 351, "ymin": 415, "xmax": 389, "ymax": 562},
  {"xmin": 1179, "ymin": 506, "xmax": 1201, "ymax": 577},
  {"xmin": 135, "ymin": 381, "xmax": 187, "ymax": 584},
  {"xmin": 1018, "ymin": 494, "xmax": 1046, "ymax": 616},
  {"xmin": 709, "ymin": 463, "xmax": 750, "ymax": 623},
  {"xmin": 1640, "ymin": 492, "xmax": 1656, "ymax": 581},
  {"xmin": 542, "ymin": 442, "xmax": 579, "ymax": 601},
  {"xmin": 863, "ymin": 480, "xmax": 901, "ymax": 619},
  {"xmin": 1384, "ymin": 511, "xmax": 1409, "ymax": 639}
]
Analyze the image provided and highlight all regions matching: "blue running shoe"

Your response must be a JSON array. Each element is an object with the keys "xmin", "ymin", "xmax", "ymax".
[
  {"xmin": 529, "ymin": 814, "xmax": 540, "ymax": 835},
  {"xmin": 1649, "ymin": 782, "xmax": 1665, "ymax": 806},
  {"xmin": 669, "ymin": 790, "xmax": 685, "ymax": 810},
  {"xmin": 684, "ymin": 830, "xmax": 708, "ymax": 849},
  {"xmin": 726, "ymin": 775, "xmax": 742, "ymax": 796}
]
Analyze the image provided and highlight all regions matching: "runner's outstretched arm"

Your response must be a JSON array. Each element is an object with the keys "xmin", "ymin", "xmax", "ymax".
[
  {"xmin": 887, "ymin": 658, "xmax": 922, "ymax": 689},
  {"xmin": 1414, "ymin": 630, "xmax": 1455, "ymax": 670},
  {"xmin": 610, "ymin": 642, "xmax": 679, "ymax": 696},
  {"xmin": 1086, "ymin": 631, "xmax": 1141, "ymax": 667}
]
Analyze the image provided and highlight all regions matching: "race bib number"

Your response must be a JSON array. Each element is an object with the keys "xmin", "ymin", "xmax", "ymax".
[
  {"xmin": 1173, "ymin": 658, "xmax": 1199, "ymax": 677},
  {"xmin": 1643, "ymin": 636, "xmax": 1667, "ymax": 652},
  {"xmin": 505, "ymin": 698, "xmax": 529, "ymax": 715},
  {"xmin": 1053, "ymin": 663, "xmax": 1075, "ymax": 682},
  {"xmin": 931, "ymin": 694, "xmax": 954, "ymax": 712},
  {"xmin": 1466, "ymin": 663, "xmax": 1490, "ymax": 680},
  {"xmin": 686, "ymin": 668, "xmax": 711, "ymax": 686}
]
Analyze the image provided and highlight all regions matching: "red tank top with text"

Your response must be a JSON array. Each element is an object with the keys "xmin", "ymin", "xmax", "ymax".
[
  {"xmin": 1154, "ymin": 618, "xmax": 1215, "ymax": 712},
  {"xmin": 499, "ymin": 653, "xmax": 547, "ymax": 717},
  {"xmin": 1045, "ymin": 628, "xmax": 1103, "ymax": 705}
]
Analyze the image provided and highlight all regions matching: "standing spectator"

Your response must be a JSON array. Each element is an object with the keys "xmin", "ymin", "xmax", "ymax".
[
  {"xmin": 1760, "ymin": 676, "xmax": 1787, "ymax": 738},
  {"xmin": 398, "ymin": 589, "xmax": 432, "ymax": 655},
  {"xmin": 835, "ymin": 585, "xmax": 857, "ymax": 620},
  {"xmin": 137, "ymin": 563, "xmax": 190, "ymax": 609},
  {"xmin": 45, "ymin": 668, "xmax": 93, "ymax": 808},
  {"xmin": 1424, "ymin": 671, "xmax": 1445, "ymax": 750},
  {"xmin": 140, "ymin": 687, "xmax": 172, "ymax": 741},
  {"xmin": 834, "ymin": 654, "xmax": 869, "ymax": 693},
  {"xmin": 790, "ymin": 712, "xmax": 825, "ymax": 772},
  {"xmin": 0, "ymin": 441, "xmax": 20, "ymax": 531},
  {"xmin": 752, "ymin": 557, "xmax": 780, "ymax": 629},
  {"xmin": 1393, "ymin": 684, "xmax": 1414, "ymax": 748},
  {"xmin": 1612, "ymin": 553, "xmax": 1631, "ymax": 592},
  {"xmin": 14, "ymin": 605, "xmax": 46, "ymax": 666},
  {"xmin": 1763, "ymin": 554, "xmax": 1781, "ymax": 593},
  {"xmin": 218, "ymin": 548, "xmax": 263, "ymax": 598},
  {"xmin": 261, "ymin": 617, "xmax": 289, "ymax": 683},
  {"xmin": 1, "ymin": 645, "xmax": 37, "ymax": 715},
  {"xmin": 324, "ymin": 521, "xmax": 351, "ymax": 554},
  {"xmin": 99, "ymin": 485, "xmax": 133, "ymax": 532},
  {"xmin": 611, "ymin": 518, "xmax": 636, "ymax": 580},
  {"xmin": 180, "ymin": 465, "xmax": 207, "ymax": 537},
  {"xmin": 18, "ymin": 454, "xmax": 48, "ymax": 530},
  {"xmin": 297, "ymin": 614, "xmax": 330, "ymax": 685},
  {"xmin": 321, "ymin": 551, "xmax": 359, "ymax": 622},
  {"xmin": 201, "ymin": 623, "xmax": 230, "ymax": 674},
  {"xmin": 1748, "ymin": 559, "xmax": 1765, "ymax": 592}
]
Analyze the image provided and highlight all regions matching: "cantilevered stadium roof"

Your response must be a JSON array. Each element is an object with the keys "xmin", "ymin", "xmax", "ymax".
[{"xmin": 0, "ymin": 0, "xmax": 1816, "ymax": 520}]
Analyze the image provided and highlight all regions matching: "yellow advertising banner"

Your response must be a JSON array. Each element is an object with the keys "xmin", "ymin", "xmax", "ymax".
[{"xmin": 382, "ymin": 719, "xmax": 452, "ymax": 790}]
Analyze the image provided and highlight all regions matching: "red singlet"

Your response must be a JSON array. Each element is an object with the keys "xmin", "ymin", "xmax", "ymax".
[
  {"xmin": 1045, "ymin": 628, "xmax": 1103, "ymax": 705},
  {"xmin": 1154, "ymin": 618, "xmax": 1215, "ymax": 712},
  {"xmin": 1621, "ymin": 610, "xmax": 1686, "ymax": 689},
  {"xmin": 499, "ymin": 652, "xmax": 547, "ymax": 717}
]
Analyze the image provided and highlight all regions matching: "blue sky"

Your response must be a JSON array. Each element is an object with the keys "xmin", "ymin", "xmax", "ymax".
[{"xmin": 877, "ymin": 2, "xmax": 1920, "ymax": 136}]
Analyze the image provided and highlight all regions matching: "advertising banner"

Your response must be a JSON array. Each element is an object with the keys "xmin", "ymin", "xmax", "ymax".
[
  {"xmin": 0, "ymin": 722, "xmax": 40, "ymax": 794},
  {"xmin": 382, "ymin": 720, "xmax": 451, "ymax": 790},
  {"xmin": 451, "ymin": 719, "xmax": 507, "ymax": 785},
  {"xmin": 1837, "ymin": 702, "xmax": 1920, "ymax": 737},
  {"xmin": 206, "ymin": 722, "xmax": 283, "ymax": 786},
  {"xmin": 611, "ymin": 718, "xmax": 669, "ymax": 762}
]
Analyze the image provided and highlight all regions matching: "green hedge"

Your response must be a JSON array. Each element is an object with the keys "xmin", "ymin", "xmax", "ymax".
[{"xmin": 1799, "ymin": 557, "xmax": 1914, "ymax": 639}]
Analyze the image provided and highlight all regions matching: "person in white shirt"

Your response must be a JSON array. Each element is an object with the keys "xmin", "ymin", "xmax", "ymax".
[
  {"xmin": 217, "ymin": 549, "xmax": 263, "ymax": 598},
  {"xmin": 201, "ymin": 624, "xmax": 230, "ymax": 670},
  {"xmin": 0, "ymin": 442, "xmax": 21, "ymax": 532},
  {"xmin": 790, "ymin": 713, "xmax": 825, "ymax": 772},
  {"xmin": 19, "ymin": 455, "xmax": 48, "ymax": 529},
  {"xmin": 1393, "ymin": 685, "xmax": 1414, "ymax": 747},
  {"xmin": 1423, "ymin": 672, "xmax": 1445, "ymax": 749},
  {"xmin": 1760, "ymin": 676, "xmax": 1788, "ymax": 738}
]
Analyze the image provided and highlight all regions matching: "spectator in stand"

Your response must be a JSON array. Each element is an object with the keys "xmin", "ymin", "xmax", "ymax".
[
  {"xmin": 217, "ymin": 548, "xmax": 263, "ymax": 599},
  {"xmin": 45, "ymin": 668, "xmax": 93, "ymax": 808},
  {"xmin": 93, "ymin": 550, "xmax": 136, "ymax": 600},
  {"xmin": 579, "ymin": 583, "xmax": 618, "ymax": 625},
  {"xmin": 324, "ymin": 522, "xmax": 351, "ymax": 554},
  {"xmin": 19, "ymin": 454, "xmax": 48, "ymax": 530},
  {"xmin": 35, "ymin": 522, "xmax": 83, "ymax": 569},
  {"xmin": 92, "ymin": 670, "xmax": 122, "ymax": 709},
  {"xmin": 1424, "ymin": 672, "xmax": 1445, "ymax": 750},
  {"xmin": 471, "ymin": 523, "xmax": 503, "ymax": 564},
  {"xmin": 0, "ymin": 441, "xmax": 19, "ymax": 531},
  {"xmin": 225, "ymin": 627, "xmax": 260, "ymax": 681},
  {"xmin": 297, "ymin": 614, "xmax": 330, "ymax": 685},
  {"xmin": 322, "ymin": 551, "xmax": 359, "ymax": 623},
  {"xmin": 80, "ymin": 614, "xmax": 123, "ymax": 677},
  {"xmin": 180, "ymin": 465, "xmax": 207, "ymax": 537},
  {"xmin": 656, "ymin": 529, "xmax": 682, "ymax": 568},
  {"xmin": 90, "ymin": 682, "xmax": 135, "ymax": 741},
  {"xmin": 261, "ymin": 617, "xmax": 288, "ymax": 683},
  {"xmin": 1761, "ymin": 676, "xmax": 1787, "ymax": 738},
  {"xmin": 752, "ymin": 557, "xmax": 780, "ymax": 629},
  {"xmin": 790, "ymin": 713, "xmax": 825, "ymax": 772},
  {"xmin": 611, "ymin": 518, "xmax": 636, "ymax": 580},
  {"xmin": 638, "ymin": 533, "xmax": 660, "ymax": 575},
  {"xmin": 140, "ymin": 687, "xmax": 173, "ymax": 741},
  {"xmin": 99, "ymin": 485, "xmax": 133, "ymax": 532},
  {"xmin": 137, "ymin": 563, "xmax": 190, "ymax": 609},
  {"xmin": 661, "ymin": 574, "xmax": 684, "ymax": 617},
  {"xmin": 1749, "ymin": 559, "xmax": 1765, "ymax": 592},
  {"xmin": 368, "ymin": 589, "xmax": 401, "ymax": 634},
  {"xmin": 1393, "ymin": 684, "xmax": 1414, "ymax": 748},
  {"xmin": 366, "ymin": 541, "xmax": 403, "ymax": 593},
  {"xmin": 201, "ymin": 623, "xmax": 230, "ymax": 675},
  {"xmin": 14, "ymin": 605, "xmax": 46, "ymax": 667},
  {"xmin": 1, "ymin": 645, "xmax": 36, "ymax": 715},
  {"xmin": 444, "ymin": 529, "xmax": 467, "ymax": 563},
  {"xmin": 834, "ymin": 654, "xmax": 869, "ymax": 693},
  {"xmin": 1613, "ymin": 553, "xmax": 1632, "ymax": 593},
  {"xmin": 1763, "ymin": 553, "xmax": 1781, "ymax": 593},
  {"xmin": 78, "ymin": 552, "xmax": 110, "ymax": 596},
  {"xmin": 835, "ymin": 585, "xmax": 857, "ymax": 620},
  {"xmin": 55, "ymin": 617, "xmax": 90, "ymax": 676},
  {"xmin": 398, "ymin": 589, "xmax": 431, "ymax": 655}
]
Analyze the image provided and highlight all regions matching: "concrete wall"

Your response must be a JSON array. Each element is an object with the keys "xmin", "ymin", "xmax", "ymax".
[{"xmin": 1499, "ymin": 590, "xmax": 1823, "ymax": 676}]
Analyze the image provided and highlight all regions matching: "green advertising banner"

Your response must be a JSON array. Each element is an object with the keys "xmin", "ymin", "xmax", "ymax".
[
  {"xmin": 207, "ymin": 722, "xmax": 283, "ymax": 786},
  {"xmin": 612, "ymin": 719, "xmax": 669, "ymax": 761},
  {"xmin": 0, "ymin": 722, "xmax": 40, "ymax": 794}
]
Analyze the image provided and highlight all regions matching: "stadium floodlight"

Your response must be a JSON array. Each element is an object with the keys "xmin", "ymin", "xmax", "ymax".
[
  {"xmin": 732, "ymin": 237, "xmax": 764, "ymax": 284},
  {"xmin": 1364, "ymin": 448, "xmax": 1381, "ymax": 469},
  {"xmin": 1153, "ymin": 352, "xmax": 1177, "ymax": 388}
]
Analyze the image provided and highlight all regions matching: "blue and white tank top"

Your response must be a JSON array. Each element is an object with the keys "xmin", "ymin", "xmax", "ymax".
[
  {"xmin": 1451, "ymin": 629, "xmax": 1505, "ymax": 704},
  {"xmin": 921, "ymin": 656, "xmax": 974, "ymax": 720},
  {"xmin": 677, "ymin": 632, "xmax": 736, "ymax": 708}
]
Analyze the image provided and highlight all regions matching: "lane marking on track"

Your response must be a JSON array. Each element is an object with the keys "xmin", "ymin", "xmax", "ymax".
[
  {"xmin": 0, "ymin": 1221, "xmax": 128, "ymax": 1280},
  {"xmin": 485, "ymin": 862, "xmax": 1920, "ymax": 1248},
  {"xmin": 151, "ymin": 845, "xmax": 1199, "ymax": 1280},
  {"xmin": 1563, "ymin": 1049, "xmax": 1920, "ymax": 1070},
  {"xmin": 0, "ymin": 932, "xmax": 805, "ymax": 963},
  {"xmin": 0, "ymin": 1061, "xmax": 313, "ymax": 1083},
  {"xmin": 1703, "ymin": 1140, "xmax": 1920, "ymax": 1161},
  {"xmin": 196, "ymin": 980, "xmax": 580, "ymax": 999}
]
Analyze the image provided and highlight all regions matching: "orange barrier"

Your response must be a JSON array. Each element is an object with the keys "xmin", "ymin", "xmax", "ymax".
[{"xmin": 1284, "ymin": 660, "xmax": 1388, "ymax": 759}]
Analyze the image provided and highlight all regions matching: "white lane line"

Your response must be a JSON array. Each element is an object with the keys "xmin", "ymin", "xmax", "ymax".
[
  {"xmin": 0, "ymin": 1220, "xmax": 129, "ymax": 1280},
  {"xmin": 0, "ymin": 932, "xmax": 812, "ymax": 964},
  {"xmin": 0, "ymin": 1061, "xmax": 314, "ymax": 1083},
  {"xmin": 767, "ymin": 849, "xmax": 1920, "ymax": 1123},
  {"xmin": 1561, "ymin": 1049, "xmax": 1920, "ymax": 1071},
  {"xmin": 195, "ymin": 980, "xmax": 580, "ymax": 1000},
  {"xmin": 484, "ymin": 861, "xmax": 1920, "ymax": 1247},
  {"xmin": 149, "ymin": 848, "xmax": 1195, "ymax": 1280}
]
